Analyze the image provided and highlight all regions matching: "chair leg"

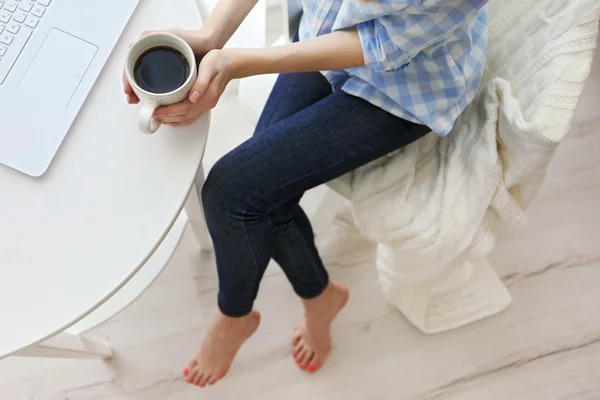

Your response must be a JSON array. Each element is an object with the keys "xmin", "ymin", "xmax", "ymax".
[
  {"xmin": 185, "ymin": 165, "xmax": 213, "ymax": 251},
  {"xmin": 13, "ymin": 332, "xmax": 112, "ymax": 359}
]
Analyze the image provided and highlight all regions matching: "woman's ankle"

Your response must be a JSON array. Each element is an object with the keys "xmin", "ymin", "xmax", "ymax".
[{"xmin": 301, "ymin": 282, "xmax": 348, "ymax": 317}]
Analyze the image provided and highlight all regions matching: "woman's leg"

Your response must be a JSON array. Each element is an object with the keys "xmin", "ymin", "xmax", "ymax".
[
  {"xmin": 254, "ymin": 71, "xmax": 333, "ymax": 132},
  {"xmin": 185, "ymin": 71, "xmax": 334, "ymax": 388},
  {"xmin": 187, "ymin": 85, "xmax": 429, "ymax": 386},
  {"xmin": 251, "ymin": 71, "xmax": 333, "ymax": 296}
]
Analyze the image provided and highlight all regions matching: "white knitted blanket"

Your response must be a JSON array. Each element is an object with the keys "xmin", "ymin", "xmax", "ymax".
[{"xmin": 349, "ymin": 0, "xmax": 600, "ymax": 304}]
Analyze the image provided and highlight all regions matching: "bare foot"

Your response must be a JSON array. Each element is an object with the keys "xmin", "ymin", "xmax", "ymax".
[
  {"xmin": 184, "ymin": 310, "xmax": 260, "ymax": 387},
  {"xmin": 292, "ymin": 282, "xmax": 349, "ymax": 373}
]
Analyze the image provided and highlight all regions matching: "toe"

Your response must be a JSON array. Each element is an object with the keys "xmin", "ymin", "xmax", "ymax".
[
  {"xmin": 292, "ymin": 331, "xmax": 302, "ymax": 346},
  {"xmin": 199, "ymin": 374, "xmax": 211, "ymax": 387},
  {"xmin": 187, "ymin": 367, "xmax": 199, "ymax": 385},
  {"xmin": 193, "ymin": 373, "xmax": 204, "ymax": 387},
  {"xmin": 292, "ymin": 342, "xmax": 304, "ymax": 357},
  {"xmin": 301, "ymin": 352, "xmax": 315, "ymax": 369},
  {"xmin": 184, "ymin": 361, "xmax": 195, "ymax": 377},
  {"xmin": 295, "ymin": 348, "xmax": 306, "ymax": 364},
  {"xmin": 210, "ymin": 371, "xmax": 225, "ymax": 386},
  {"xmin": 297, "ymin": 349, "xmax": 312, "ymax": 369},
  {"xmin": 197, "ymin": 375, "xmax": 208, "ymax": 387},
  {"xmin": 307, "ymin": 356, "xmax": 322, "ymax": 373}
]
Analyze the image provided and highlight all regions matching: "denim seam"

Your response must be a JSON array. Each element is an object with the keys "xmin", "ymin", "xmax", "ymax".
[
  {"xmin": 240, "ymin": 205, "xmax": 263, "ymax": 305},
  {"xmin": 271, "ymin": 207, "xmax": 329, "ymax": 297}
]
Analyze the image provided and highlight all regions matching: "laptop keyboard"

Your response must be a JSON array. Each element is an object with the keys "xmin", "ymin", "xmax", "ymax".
[{"xmin": 0, "ymin": 0, "xmax": 52, "ymax": 84}]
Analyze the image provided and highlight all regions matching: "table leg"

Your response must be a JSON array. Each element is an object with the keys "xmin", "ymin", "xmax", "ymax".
[
  {"xmin": 185, "ymin": 165, "xmax": 213, "ymax": 250},
  {"xmin": 12, "ymin": 332, "xmax": 112, "ymax": 359}
]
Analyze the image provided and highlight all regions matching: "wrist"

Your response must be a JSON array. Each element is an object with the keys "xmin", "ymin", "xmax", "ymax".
[
  {"xmin": 191, "ymin": 27, "xmax": 221, "ymax": 54},
  {"xmin": 221, "ymin": 48, "xmax": 248, "ymax": 80},
  {"xmin": 194, "ymin": 24, "xmax": 228, "ymax": 52}
]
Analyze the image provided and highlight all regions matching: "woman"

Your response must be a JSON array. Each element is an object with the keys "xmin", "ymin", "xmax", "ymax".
[{"xmin": 124, "ymin": 0, "xmax": 488, "ymax": 388}]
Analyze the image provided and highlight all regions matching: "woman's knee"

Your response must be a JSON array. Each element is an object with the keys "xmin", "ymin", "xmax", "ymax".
[
  {"xmin": 202, "ymin": 159, "xmax": 234, "ymax": 211},
  {"xmin": 201, "ymin": 153, "xmax": 255, "ymax": 220}
]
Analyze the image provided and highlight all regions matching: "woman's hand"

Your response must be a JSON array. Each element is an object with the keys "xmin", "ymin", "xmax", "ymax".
[
  {"xmin": 153, "ymin": 49, "xmax": 234, "ymax": 126},
  {"xmin": 122, "ymin": 28, "xmax": 217, "ymax": 105}
]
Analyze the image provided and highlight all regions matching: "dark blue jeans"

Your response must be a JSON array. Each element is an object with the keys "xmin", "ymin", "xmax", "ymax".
[{"xmin": 201, "ymin": 71, "xmax": 430, "ymax": 317}]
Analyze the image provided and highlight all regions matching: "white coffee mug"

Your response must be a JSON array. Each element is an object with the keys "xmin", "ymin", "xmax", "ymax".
[{"xmin": 125, "ymin": 32, "xmax": 198, "ymax": 134}]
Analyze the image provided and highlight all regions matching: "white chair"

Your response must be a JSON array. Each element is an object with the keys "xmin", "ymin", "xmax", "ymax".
[{"xmin": 236, "ymin": 0, "xmax": 599, "ymax": 334}]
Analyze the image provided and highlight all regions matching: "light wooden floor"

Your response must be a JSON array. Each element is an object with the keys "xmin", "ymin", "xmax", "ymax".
[{"xmin": 2, "ymin": 42, "xmax": 600, "ymax": 400}]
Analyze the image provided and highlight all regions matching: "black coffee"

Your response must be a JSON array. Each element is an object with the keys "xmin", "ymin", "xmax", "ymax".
[{"xmin": 134, "ymin": 46, "xmax": 190, "ymax": 94}]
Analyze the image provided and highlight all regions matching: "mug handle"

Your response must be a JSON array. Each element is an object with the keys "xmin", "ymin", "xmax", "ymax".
[{"xmin": 139, "ymin": 101, "xmax": 161, "ymax": 134}]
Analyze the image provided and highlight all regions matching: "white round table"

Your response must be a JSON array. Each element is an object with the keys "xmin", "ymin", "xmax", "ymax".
[{"xmin": 0, "ymin": 0, "xmax": 211, "ymax": 360}]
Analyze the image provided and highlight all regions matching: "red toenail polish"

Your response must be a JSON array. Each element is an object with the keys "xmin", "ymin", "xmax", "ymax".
[
  {"xmin": 183, "ymin": 368, "xmax": 189, "ymax": 376},
  {"xmin": 300, "ymin": 364, "xmax": 307, "ymax": 370},
  {"xmin": 307, "ymin": 365, "xmax": 316, "ymax": 373}
]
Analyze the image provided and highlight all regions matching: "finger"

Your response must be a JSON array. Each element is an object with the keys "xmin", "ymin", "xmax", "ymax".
[
  {"xmin": 127, "ymin": 93, "xmax": 139, "ymax": 104},
  {"xmin": 154, "ymin": 102, "xmax": 190, "ymax": 118},
  {"xmin": 122, "ymin": 71, "xmax": 134, "ymax": 94},
  {"xmin": 164, "ymin": 110, "xmax": 204, "ymax": 125},
  {"xmin": 122, "ymin": 72, "xmax": 129, "ymax": 90},
  {"xmin": 159, "ymin": 116, "xmax": 188, "ymax": 124},
  {"xmin": 155, "ymin": 114, "xmax": 189, "ymax": 124},
  {"xmin": 164, "ymin": 117, "xmax": 195, "ymax": 127},
  {"xmin": 206, "ymin": 84, "xmax": 221, "ymax": 108},
  {"xmin": 164, "ymin": 118, "xmax": 196, "ymax": 127},
  {"xmin": 189, "ymin": 64, "xmax": 217, "ymax": 104},
  {"xmin": 122, "ymin": 72, "xmax": 140, "ymax": 105},
  {"xmin": 124, "ymin": 83, "xmax": 136, "ymax": 100}
]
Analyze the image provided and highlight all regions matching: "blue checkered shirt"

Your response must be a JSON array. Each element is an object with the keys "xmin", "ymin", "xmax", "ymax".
[{"xmin": 299, "ymin": 0, "xmax": 489, "ymax": 136}]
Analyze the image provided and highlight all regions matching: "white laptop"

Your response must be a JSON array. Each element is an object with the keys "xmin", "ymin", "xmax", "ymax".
[{"xmin": 0, "ymin": 0, "xmax": 140, "ymax": 177}]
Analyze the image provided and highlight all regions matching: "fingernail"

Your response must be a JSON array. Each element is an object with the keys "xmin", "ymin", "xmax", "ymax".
[
  {"xmin": 189, "ymin": 91, "xmax": 200, "ymax": 103},
  {"xmin": 183, "ymin": 368, "xmax": 189, "ymax": 376},
  {"xmin": 307, "ymin": 365, "xmax": 316, "ymax": 373}
]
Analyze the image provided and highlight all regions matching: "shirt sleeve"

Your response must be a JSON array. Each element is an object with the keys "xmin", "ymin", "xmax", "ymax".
[{"xmin": 355, "ymin": 0, "xmax": 488, "ymax": 72}]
